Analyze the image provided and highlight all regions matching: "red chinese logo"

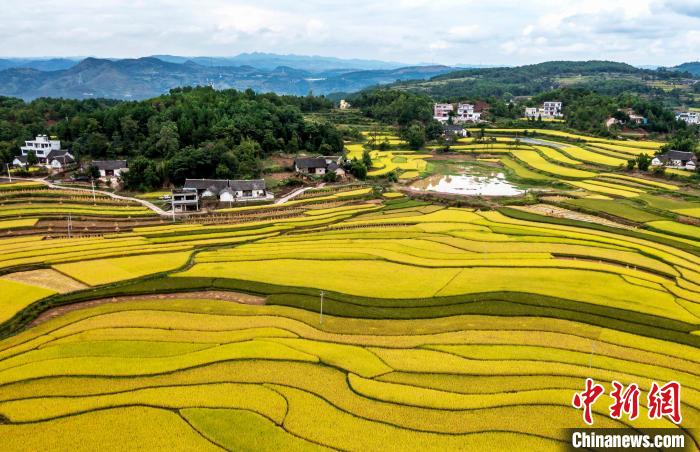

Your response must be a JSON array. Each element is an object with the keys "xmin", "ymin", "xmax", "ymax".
[
  {"xmin": 572, "ymin": 378, "xmax": 605, "ymax": 425},
  {"xmin": 573, "ymin": 379, "xmax": 682, "ymax": 425},
  {"xmin": 609, "ymin": 381, "xmax": 640, "ymax": 420},
  {"xmin": 648, "ymin": 381, "xmax": 682, "ymax": 424}
]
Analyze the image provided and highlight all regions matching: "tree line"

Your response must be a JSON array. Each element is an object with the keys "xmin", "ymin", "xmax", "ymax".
[{"xmin": 0, "ymin": 87, "xmax": 344, "ymax": 190}]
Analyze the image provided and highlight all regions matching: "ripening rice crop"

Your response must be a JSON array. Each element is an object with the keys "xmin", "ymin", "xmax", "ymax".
[
  {"xmin": 646, "ymin": 221, "xmax": 700, "ymax": 240},
  {"xmin": 0, "ymin": 295, "xmax": 696, "ymax": 450},
  {"xmin": 0, "ymin": 278, "xmax": 55, "ymax": 323},
  {"xmin": 511, "ymin": 150, "xmax": 596, "ymax": 179},
  {"xmin": 53, "ymin": 251, "xmax": 193, "ymax": 285},
  {"xmin": 552, "ymin": 144, "xmax": 627, "ymax": 167},
  {"xmin": 533, "ymin": 145, "xmax": 582, "ymax": 165},
  {"xmin": 0, "ymin": 218, "xmax": 38, "ymax": 230},
  {"xmin": 565, "ymin": 181, "xmax": 641, "ymax": 198}
]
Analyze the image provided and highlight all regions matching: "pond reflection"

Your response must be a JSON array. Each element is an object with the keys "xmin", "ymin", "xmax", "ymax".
[{"xmin": 411, "ymin": 165, "xmax": 525, "ymax": 196}]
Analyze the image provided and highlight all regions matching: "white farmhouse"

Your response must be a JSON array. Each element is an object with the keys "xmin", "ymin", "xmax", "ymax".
[
  {"xmin": 455, "ymin": 103, "xmax": 482, "ymax": 123},
  {"xmin": 91, "ymin": 160, "xmax": 129, "ymax": 180},
  {"xmin": 183, "ymin": 178, "xmax": 273, "ymax": 203},
  {"xmin": 46, "ymin": 150, "xmax": 75, "ymax": 170},
  {"xmin": 21, "ymin": 135, "xmax": 61, "ymax": 160},
  {"xmin": 294, "ymin": 156, "xmax": 345, "ymax": 177},
  {"xmin": 220, "ymin": 180, "xmax": 270, "ymax": 202},
  {"xmin": 433, "ymin": 103, "xmax": 454, "ymax": 122},
  {"xmin": 676, "ymin": 112, "xmax": 699, "ymax": 125},
  {"xmin": 651, "ymin": 150, "xmax": 698, "ymax": 171}
]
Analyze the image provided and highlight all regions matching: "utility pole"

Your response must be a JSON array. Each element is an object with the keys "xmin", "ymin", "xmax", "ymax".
[
  {"xmin": 171, "ymin": 196, "xmax": 176, "ymax": 223},
  {"xmin": 91, "ymin": 178, "xmax": 96, "ymax": 205},
  {"xmin": 319, "ymin": 290, "xmax": 324, "ymax": 325},
  {"xmin": 67, "ymin": 214, "xmax": 72, "ymax": 238},
  {"xmin": 6, "ymin": 163, "xmax": 11, "ymax": 182}
]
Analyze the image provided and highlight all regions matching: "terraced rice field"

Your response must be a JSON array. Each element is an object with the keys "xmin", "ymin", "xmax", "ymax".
[
  {"xmin": 1, "ymin": 131, "xmax": 699, "ymax": 449},
  {"xmin": 0, "ymin": 185, "xmax": 154, "ymax": 219}
]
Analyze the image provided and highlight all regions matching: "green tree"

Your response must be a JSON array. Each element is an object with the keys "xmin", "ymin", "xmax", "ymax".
[
  {"xmin": 402, "ymin": 123, "xmax": 426, "ymax": 149},
  {"xmin": 26, "ymin": 150, "xmax": 38, "ymax": 166},
  {"xmin": 362, "ymin": 150, "xmax": 373, "ymax": 169},
  {"xmin": 348, "ymin": 159, "xmax": 367, "ymax": 180},
  {"xmin": 156, "ymin": 121, "xmax": 180, "ymax": 157},
  {"xmin": 636, "ymin": 153, "xmax": 651, "ymax": 171}
]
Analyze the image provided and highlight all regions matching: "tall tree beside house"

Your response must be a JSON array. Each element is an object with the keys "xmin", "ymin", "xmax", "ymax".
[{"xmin": 26, "ymin": 150, "xmax": 38, "ymax": 166}]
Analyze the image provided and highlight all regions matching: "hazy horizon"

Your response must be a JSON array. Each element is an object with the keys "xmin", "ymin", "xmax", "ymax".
[{"xmin": 2, "ymin": 1, "xmax": 700, "ymax": 67}]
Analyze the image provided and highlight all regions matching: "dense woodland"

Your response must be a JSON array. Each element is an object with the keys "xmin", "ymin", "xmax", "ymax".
[
  {"xmin": 0, "ymin": 87, "xmax": 342, "ymax": 190},
  {"xmin": 385, "ymin": 61, "xmax": 698, "ymax": 108}
]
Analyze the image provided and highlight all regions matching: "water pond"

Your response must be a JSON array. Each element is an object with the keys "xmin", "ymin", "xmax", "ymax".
[{"xmin": 410, "ymin": 164, "xmax": 525, "ymax": 197}]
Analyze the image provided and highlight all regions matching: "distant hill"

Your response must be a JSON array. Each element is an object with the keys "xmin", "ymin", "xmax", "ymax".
[
  {"xmin": 671, "ymin": 62, "xmax": 700, "ymax": 76},
  {"xmin": 0, "ymin": 58, "xmax": 79, "ymax": 72},
  {"xmin": 377, "ymin": 60, "xmax": 696, "ymax": 100},
  {"xmin": 151, "ymin": 52, "xmax": 407, "ymax": 71},
  {"xmin": 0, "ymin": 57, "xmax": 454, "ymax": 100}
]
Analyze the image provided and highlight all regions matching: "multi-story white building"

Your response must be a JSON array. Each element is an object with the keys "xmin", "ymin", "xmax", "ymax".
[
  {"xmin": 433, "ymin": 103, "xmax": 454, "ymax": 122},
  {"xmin": 525, "ymin": 101, "xmax": 563, "ymax": 119},
  {"xmin": 339, "ymin": 99, "xmax": 351, "ymax": 110},
  {"xmin": 676, "ymin": 112, "xmax": 699, "ymax": 125},
  {"xmin": 455, "ymin": 103, "xmax": 481, "ymax": 122},
  {"xmin": 21, "ymin": 135, "xmax": 61, "ymax": 159},
  {"xmin": 543, "ymin": 101, "xmax": 563, "ymax": 117}
]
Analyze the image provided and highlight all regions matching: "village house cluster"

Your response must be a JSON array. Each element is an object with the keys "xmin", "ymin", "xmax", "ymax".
[{"xmin": 433, "ymin": 103, "xmax": 483, "ymax": 123}]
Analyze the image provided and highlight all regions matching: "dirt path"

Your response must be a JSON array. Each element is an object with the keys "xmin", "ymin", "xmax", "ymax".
[
  {"xmin": 510, "ymin": 204, "xmax": 633, "ymax": 229},
  {"xmin": 29, "ymin": 290, "xmax": 266, "ymax": 327},
  {"xmin": 274, "ymin": 184, "xmax": 324, "ymax": 204}
]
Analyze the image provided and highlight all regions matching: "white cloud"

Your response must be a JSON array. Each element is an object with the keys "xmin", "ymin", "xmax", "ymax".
[{"xmin": 0, "ymin": 0, "xmax": 697, "ymax": 66}]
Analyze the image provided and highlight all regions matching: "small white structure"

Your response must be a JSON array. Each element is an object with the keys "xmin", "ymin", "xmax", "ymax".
[
  {"xmin": 525, "ymin": 101, "xmax": 563, "ymax": 119},
  {"xmin": 21, "ymin": 135, "xmax": 61, "ymax": 159},
  {"xmin": 443, "ymin": 124, "xmax": 468, "ymax": 137},
  {"xmin": 91, "ymin": 160, "xmax": 129, "ymax": 180},
  {"xmin": 339, "ymin": 99, "xmax": 351, "ymax": 110},
  {"xmin": 12, "ymin": 156, "xmax": 28, "ymax": 167},
  {"xmin": 676, "ymin": 112, "xmax": 699, "ymax": 125},
  {"xmin": 171, "ymin": 188, "xmax": 199, "ymax": 212},
  {"xmin": 46, "ymin": 150, "xmax": 75, "ymax": 170},
  {"xmin": 433, "ymin": 103, "xmax": 454, "ymax": 122}
]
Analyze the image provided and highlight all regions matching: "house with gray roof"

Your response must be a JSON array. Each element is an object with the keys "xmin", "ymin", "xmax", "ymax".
[
  {"xmin": 90, "ymin": 160, "xmax": 129, "ymax": 180},
  {"xmin": 651, "ymin": 150, "xmax": 698, "ymax": 171},
  {"xmin": 46, "ymin": 150, "xmax": 75, "ymax": 170},
  {"xmin": 183, "ymin": 178, "xmax": 272, "ymax": 203},
  {"xmin": 294, "ymin": 156, "xmax": 345, "ymax": 177}
]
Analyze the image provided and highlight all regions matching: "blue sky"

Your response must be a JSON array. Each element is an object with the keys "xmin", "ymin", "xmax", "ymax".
[{"xmin": 2, "ymin": 0, "xmax": 700, "ymax": 66}]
